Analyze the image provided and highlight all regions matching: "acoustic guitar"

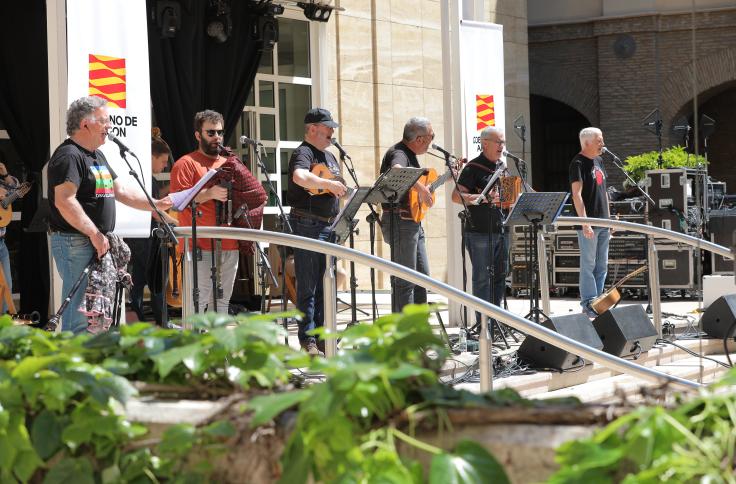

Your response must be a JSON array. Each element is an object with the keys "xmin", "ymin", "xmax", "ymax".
[
  {"xmin": 407, "ymin": 161, "xmax": 463, "ymax": 223},
  {"xmin": 590, "ymin": 265, "xmax": 648, "ymax": 315},
  {"xmin": 307, "ymin": 164, "xmax": 346, "ymax": 196},
  {"xmin": 0, "ymin": 182, "xmax": 32, "ymax": 228}
]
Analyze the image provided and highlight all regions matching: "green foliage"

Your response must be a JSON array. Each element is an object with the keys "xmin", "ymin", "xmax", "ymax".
[
  {"xmin": 0, "ymin": 312, "xmax": 298, "ymax": 483},
  {"xmin": 549, "ymin": 367, "xmax": 736, "ymax": 483},
  {"xmin": 622, "ymin": 145, "xmax": 707, "ymax": 183},
  {"xmin": 248, "ymin": 305, "xmax": 511, "ymax": 483}
]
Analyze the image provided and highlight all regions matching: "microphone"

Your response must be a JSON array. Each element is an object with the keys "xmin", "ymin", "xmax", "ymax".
[
  {"xmin": 330, "ymin": 138, "xmax": 350, "ymax": 159},
  {"xmin": 107, "ymin": 132, "xmax": 136, "ymax": 156},
  {"xmin": 431, "ymin": 143, "xmax": 457, "ymax": 160},
  {"xmin": 239, "ymin": 135, "xmax": 262, "ymax": 147},
  {"xmin": 602, "ymin": 147, "xmax": 622, "ymax": 161},
  {"xmin": 502, "ymin": 150, "xmax": 523, "ymax": 163}
]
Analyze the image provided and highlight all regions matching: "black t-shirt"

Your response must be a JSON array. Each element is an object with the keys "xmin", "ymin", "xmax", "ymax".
[
  {"xmin": 287, "ymin": 142, "xmax": 340, "ymax": 218},
  {"xmin": 568, "ymin": 153, "xmax": 609, "ymax": 219},
  {"xmin": 379, "ymin": 141, "xmax": 420, "ymax": 210},
  {"xmin": 47, "ymin": 139, "xmax": 118, "ymax": 233},
  {"xmin": 457, "ymin": 153, "xmax": 505, "ymax": 233}
]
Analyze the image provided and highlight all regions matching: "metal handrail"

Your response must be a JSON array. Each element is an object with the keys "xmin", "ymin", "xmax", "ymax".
[
  {"xmin": 554, "ymin": 216, "xmax": 733, "ymax": 259},
  {"xmin": 544, "ymin": 217, "xmax": 734, "ymax": 336},
  {"xmin": 174, "ymin": 226, "xmax": 701, "ymax": 392}
]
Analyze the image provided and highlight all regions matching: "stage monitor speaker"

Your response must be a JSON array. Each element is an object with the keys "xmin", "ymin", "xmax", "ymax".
[
  {"xmin": 518, "ymin": 313, "xmax": 603, "ymax": 371},
  {"xmin": 592, "ymin": 305, "xmax": 657, "ymax": 358},
  {"xmin": 701, "ymin": 294, "xmax": 736, "ymax": 339}
]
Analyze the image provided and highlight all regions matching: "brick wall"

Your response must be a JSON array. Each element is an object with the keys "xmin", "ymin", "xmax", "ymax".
[{"xmin": 530, "ymin": 8, "xmax": 736, "ymax": 189}]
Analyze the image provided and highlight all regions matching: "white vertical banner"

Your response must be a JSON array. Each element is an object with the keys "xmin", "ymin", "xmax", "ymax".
[
  {"xmin": 66, "ymin": 0, "xmax": 152, "ymax": 237},
  {"xmin": 458, "ymin": 20, "xmax": 505, "ymax": 157}
]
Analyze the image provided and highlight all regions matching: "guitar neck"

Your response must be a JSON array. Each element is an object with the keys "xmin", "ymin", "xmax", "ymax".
[
  {"xmin": 429, "ymin": 169, "xmax": 453, "ymax": 193},
  {"xmin": 611, "ymin": 266, "xmax": 647, "ymax": 290}
]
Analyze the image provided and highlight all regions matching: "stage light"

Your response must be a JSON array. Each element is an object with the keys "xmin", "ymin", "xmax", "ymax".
[
  {"xmin": 207, "ymin": 0, "xmax": 233, "ymax": 43},
  {"xmin": 156, "ymin": 0, "xmax": 181, "ymax": 38},
  {"xmin": 297, "ymin": 1, "xmax": 333, "ymax": 23}
]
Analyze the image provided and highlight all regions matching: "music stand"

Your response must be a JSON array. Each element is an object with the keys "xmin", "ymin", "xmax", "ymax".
[
  {"xmin": 328, "ymin": 187, "xmax": 372, "ymax": 319},
  {"xmin": 505, "ymin": 192, "xmax": 568, "ymax": 325},
  {"xmin": 365, "ymin": 167, "xmax": 425, "ymax": 314}
]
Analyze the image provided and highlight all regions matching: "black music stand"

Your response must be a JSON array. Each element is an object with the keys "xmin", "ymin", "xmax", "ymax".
[
  {"xmin": 365, "ymin": 167, "xmax": 425, "ymax": 314},
  {"xmin": 505, "ymin": 192, "xmax": 568, "ymax": 325},
  {"xmin": 328, "ymin": 187, "xmax": 371, "ymax": 319}
]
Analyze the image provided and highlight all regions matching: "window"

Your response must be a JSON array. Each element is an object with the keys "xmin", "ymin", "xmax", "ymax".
[{"xmin": 235, "ymin": 15, "xmax": 316, "ymax": 229}]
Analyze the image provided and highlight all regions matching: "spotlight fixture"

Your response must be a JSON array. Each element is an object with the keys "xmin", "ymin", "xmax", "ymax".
[
  {"xmin": 297, "ymin": 1, "xmax": 333, "ymax": 22},
  {"xmin": 206, "ymin": 0, "xmax": 233, "ymax": 43},
  {"xmin": 156, "ymin": 0, "xmax": 181, "ymax": 38}
]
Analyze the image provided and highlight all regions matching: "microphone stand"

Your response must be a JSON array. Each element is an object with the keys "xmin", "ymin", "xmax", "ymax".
[
  {"xmin": 253, "ymin": 143, "xmax": 293, "ymax": 344},
  {"xmin": 114, "ymin": 144, "xmax": 179, "ymax": 323},
  {"xmin": 604, "ymin": 147, "xmax": 655, "ymax": 313},
  {"xmin": 334, "ymin": 144, "xmax": 373, "ymax": 323},
  {"xmin": 239, "ymin": 202, "xmax": 278, "ymax": 314}
]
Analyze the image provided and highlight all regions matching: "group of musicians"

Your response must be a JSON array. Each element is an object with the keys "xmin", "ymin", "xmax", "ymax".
[{"xmin": 44, "ymin": 95, "xmax": 610, "ymax": 351}]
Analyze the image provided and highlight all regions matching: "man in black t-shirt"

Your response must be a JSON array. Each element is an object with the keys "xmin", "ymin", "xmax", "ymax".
[
  {"xmin": 379, "ymin": 117, "xmax": 435, "ymax": 313},
  {"xmin": 46, "ymin": 96, "xmax": 172, "ymax": 334},
  {"xmin": 452, "ymin": 127, "xmax": 508, "ymax": 325},
  {"xmin": 287, "ymin": 108, "xmax": 347, "ymax": 355},
  {"xmin": 569, "ymin": 127, "xmax": 611, "ymax": 318}
]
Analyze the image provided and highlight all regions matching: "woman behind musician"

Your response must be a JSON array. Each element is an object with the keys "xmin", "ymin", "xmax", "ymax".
[
  {"xmin": 126, "ymin": 130, "xmax": 175, "ymax": 325},
  {"xmin": 0, "ymin": 156, "xmax": 19, "ymax": 313}
]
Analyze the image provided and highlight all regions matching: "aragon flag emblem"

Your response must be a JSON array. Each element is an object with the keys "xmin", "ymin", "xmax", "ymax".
[
  {"xmin": 88, "ymin": 54, "xmax": 126, "ymax": 108},
  {"xmin": 476, "ymin": 94, "xmax": 495, "ymax": 130}
]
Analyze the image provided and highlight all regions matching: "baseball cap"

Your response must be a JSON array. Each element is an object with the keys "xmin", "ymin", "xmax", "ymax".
[{"xmin": 304, "ymin": 107, "xmax": 340, "ymax": 128}]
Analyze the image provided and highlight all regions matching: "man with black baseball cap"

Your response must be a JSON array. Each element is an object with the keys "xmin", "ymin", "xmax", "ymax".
[{"xmin": 287, "ymin": 107, "xmax": 347, "ymax": 355}]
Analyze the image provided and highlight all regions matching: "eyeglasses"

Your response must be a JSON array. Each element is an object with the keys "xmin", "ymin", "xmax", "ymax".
[
  {"xmin": 422, "ymin": 132, "xmax": 436, "ymax": 141},
  {"xmin": 204, "ymin": 129, "xmax": 224, "ymax": 137},
  {"xmin": 482, "ymin": 138, "xmax": 505, "ymax": 145},
  {"xmin": 90, "ymin": 116, "xmax": 111, "ymax": 125}
]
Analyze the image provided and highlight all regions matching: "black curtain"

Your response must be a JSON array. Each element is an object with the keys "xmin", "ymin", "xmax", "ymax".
[
  {"xmin": 147, "ymin": 0, "xmax": 268, "ymax": 158},
  {"xmin": 0, "ymin": 0, "xmax": 50, "ymax": 322}
]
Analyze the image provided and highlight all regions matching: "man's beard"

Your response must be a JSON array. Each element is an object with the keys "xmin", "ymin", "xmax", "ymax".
[{"xmin": 200, "ymin": 138, "xmax": 220, "ymax": 156}]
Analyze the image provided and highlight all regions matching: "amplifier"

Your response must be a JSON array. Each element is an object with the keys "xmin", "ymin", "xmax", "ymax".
[
  {"xmin": 555, "ymin": 234, "xmax": 579, "ymax": 251},
  {"xmin": 656, "ymin": 244, "xmax": 694, "ymax": 288},
  {"xmin": 606, "ymin": 262, "xmax": 647, "ymax": 288},
  {"xmin": 610, "ymin": 198, "xmax": 647, "ymax": 216},
  {"xmin": 553, "ymin": 270, "xmax": 579, "ymax": 286},
  {"xmin": 511, "ymin": 266, "xmax": 529, "ymax": 288},
  {"xmin": 709, "ymin": 209, "xmax": 736, "ymax": 274},
  {"xmin": 554, "ymin": 254, "xmax": 579, "ymax": 269},
  {"xmin": 609, "ymin": 235, "xmax": 646, "ymax": 259}
]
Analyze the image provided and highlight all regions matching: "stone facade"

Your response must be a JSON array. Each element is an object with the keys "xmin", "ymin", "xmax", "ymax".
[
  {"xmin": 529, "ymin": 7, "xmax": 736, "ymax": 189},
  {"xmin": 323, "ymin": 0, "xmax": 530, "ymax": 287}
]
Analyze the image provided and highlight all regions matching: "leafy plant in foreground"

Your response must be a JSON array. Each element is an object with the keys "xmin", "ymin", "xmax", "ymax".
[
  {"xmin": 549, "ymin": 369, "xmax": 736, "ymax": 483},
  {"xmin": 248, "ymin": 305, "xmax": 511, "ymax": 483}
]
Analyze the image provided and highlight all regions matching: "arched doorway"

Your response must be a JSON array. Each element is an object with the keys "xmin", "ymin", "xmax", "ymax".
[
  {"xmin": 530, "ymin": 95, "xmax": 591, "ymax": 192},
  {"xmin": 673, "ymin": 81, "xmax": 736, "ymax": 192}
]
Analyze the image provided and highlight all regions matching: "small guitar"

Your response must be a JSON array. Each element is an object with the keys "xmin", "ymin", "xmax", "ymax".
[
  {"xmin": 0, "ymin": 182, "xmax": 32, "ymax": 228},
  {"xmin": 590, "ymin": 265, "xmax": 648, "ymax": 315},
  {"xmin": 408, "ymin": 161, "xmax": 463, "ymax": 223},
  {"xmin": 307, "ymin": 163, "xmax": 346, "ymax": 196}
]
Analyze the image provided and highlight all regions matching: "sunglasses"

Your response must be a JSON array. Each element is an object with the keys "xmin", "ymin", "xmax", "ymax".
[{"xmin": 204, "ymin": 129, "xmax": 224, "ymax": 137}]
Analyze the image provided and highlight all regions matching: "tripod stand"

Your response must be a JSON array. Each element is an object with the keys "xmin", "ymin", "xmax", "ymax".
[{"xmin": 505, "ymin": 192, "xmax": 568, "ymax": 325}]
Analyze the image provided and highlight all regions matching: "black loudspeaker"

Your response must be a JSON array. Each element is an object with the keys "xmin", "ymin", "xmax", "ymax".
[
  {"xmin": 592, "ymin": 305, "xmax": 658, "ymax": 357},
  {"xmin": 518, "ymin": 313, "xmax": 603, "ymax": 370},
  {"xmin": 702, "ymin": 294, "xmax": 736, "ymax": 339}
]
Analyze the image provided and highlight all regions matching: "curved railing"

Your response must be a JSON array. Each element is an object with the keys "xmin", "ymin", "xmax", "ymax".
[
  {"xmin": 174, "ymin": 226, "xmax": 703, "ymax": 393},
  {"xmin": 542, "ymin": 217, "xmax": 734, "ymax": 336}
]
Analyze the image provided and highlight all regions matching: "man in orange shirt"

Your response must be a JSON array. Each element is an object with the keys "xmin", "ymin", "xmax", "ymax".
[{"xmin": 170, "ymin": 110, "xmax": 237, "ymax": 313}]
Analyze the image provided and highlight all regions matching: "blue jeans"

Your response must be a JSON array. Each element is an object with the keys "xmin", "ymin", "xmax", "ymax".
[
  {"xmin": 51, "ymin": 233, "xmax": 95, "ymax": 334},
  {"xmin": 578, "ymin": 227, "xmax": 611, "ymax": 309},
  {"xmin": 292, "ymin": 215, "xmax": 333, "ymax": 344},
  {"xmin": 0, "ymin": 239, "xmax": 11, "ymax": 313},
  {"xmin": 466, "ymin": 231, "xmax": 507, "ymax": 324},
  {"xmin": 380, "ymin": 213, "xmax": 428, "ymax": 313}
]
